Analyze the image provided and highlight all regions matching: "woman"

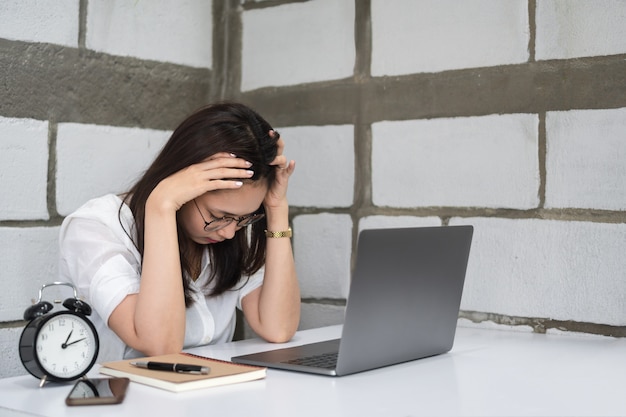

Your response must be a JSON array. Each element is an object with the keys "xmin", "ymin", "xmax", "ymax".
[{"xmin": 59, "ymin": 102, "xmax": 300, "ymax": 362}]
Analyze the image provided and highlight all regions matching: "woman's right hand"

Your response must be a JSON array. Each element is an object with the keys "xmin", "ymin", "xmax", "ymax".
[{"xmin": 147, "ymin": 153, "xmax": 254, "ymax": 213}]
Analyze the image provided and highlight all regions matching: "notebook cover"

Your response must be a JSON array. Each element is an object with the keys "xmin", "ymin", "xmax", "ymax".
[{"xmin": 99, "ymin": 352, "xmax": 266, "ymax": 392}]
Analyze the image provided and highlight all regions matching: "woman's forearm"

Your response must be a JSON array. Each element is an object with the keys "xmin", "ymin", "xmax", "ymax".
[
  {"xmin": 253, "ymin": 204, "xmax": 301, "ymax": 342},
  {"xmin": 132, "ymin": 195, "xmax": 187, "ymax": 354}
]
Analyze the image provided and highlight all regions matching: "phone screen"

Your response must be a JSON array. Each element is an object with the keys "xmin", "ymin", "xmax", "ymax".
[{"xmin": 65, "ymin": 377, "xmax": 129, "ymax": 406}]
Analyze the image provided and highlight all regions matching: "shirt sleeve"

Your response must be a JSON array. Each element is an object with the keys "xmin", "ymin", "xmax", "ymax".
[
  {"xmin": 59, "ymin": 215, "xmax": 141, "ymax": 326},
  {"xmin": 235, "ymin": 266, "xmax": 265, "ymax": 310}
]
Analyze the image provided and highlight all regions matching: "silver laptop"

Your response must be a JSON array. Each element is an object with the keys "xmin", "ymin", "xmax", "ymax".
[{"xmin": 232, "ymin": 225, "xmax": 474, "ymax": 376}]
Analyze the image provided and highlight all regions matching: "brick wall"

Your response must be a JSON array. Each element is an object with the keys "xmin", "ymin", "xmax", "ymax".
[
  {"xmin": 1, "ymin": 0, "xmax": 625, "ymax": 378},
  {"xmin": 0, "ymin": 0, "xmax": 212, "ymax": 378}
]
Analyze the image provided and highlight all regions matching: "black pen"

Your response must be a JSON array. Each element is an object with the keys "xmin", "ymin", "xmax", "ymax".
[{"xmin": 130, "ymin": 361, "xmax": 210, "ymax": 375}]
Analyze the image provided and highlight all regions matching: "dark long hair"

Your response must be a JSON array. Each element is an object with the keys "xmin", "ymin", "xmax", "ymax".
[{"xmin": 121, "ymin": 102, "xmax": 279, "ymax": 306}]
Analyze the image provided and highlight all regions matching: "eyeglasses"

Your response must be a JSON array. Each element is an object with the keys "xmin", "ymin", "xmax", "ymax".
[{"xmin": 193, "ymin": 199, "xmax": 265, "ymax": 232}]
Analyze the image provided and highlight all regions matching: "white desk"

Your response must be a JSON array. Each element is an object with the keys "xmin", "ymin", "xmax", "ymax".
[{"xmin": 1, "ymin": 325, "xmax": 625, "ymax": 417}]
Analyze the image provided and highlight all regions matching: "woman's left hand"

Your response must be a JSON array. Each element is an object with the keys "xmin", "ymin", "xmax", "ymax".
[
  {"xmin": 243, "ymin": 130, "xmax": 300, "ymax": 343},
  {"xmin": 264, "ymin": 131, "xmax": 295, "ymax": 210}
]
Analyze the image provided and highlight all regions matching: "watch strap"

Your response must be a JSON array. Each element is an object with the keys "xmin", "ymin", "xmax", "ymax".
[{"xmin": 265, "ymin": 227, "xmax": 292, "ymax": 238}]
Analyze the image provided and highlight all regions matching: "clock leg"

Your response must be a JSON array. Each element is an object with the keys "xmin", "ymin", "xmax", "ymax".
[{"xmin": 39, "ymin": 375, "xmax": 48, "ymax": 388}]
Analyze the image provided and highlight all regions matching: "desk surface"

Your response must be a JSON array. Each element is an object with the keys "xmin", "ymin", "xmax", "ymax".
[{"xmin": 1, "ymin": 325, "xmax": 625, "ymax": 417}]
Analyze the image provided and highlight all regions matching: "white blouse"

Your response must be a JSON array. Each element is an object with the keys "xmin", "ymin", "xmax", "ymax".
[{"xmin": 58, "ymin": 194, "xmax": 264, "ymax": 363}]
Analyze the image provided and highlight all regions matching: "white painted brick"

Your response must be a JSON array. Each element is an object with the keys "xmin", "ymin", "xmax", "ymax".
[
  {"xmin": 56, "ymin": 123, "xmax": 170, "ymax": 216},
  {"xmin": 282, "ymin": 125, "xmax": 354, "ymax": 208},
  {"xmin": 86, "ymin": 0, "xmax": 212, "ymax": 68},
  {"xmin": 241, "ymin": 0, "xmax": 355, "ymax": 90},
  {"xmin": 372, "ymin": 114, "xmax": 539, "ymax": 209},
  {"xmin": 450, "ymin": 217, "xmax": 626, "ymax": 326},
  {"xmin": 0, "ymin": 116, "xmax": 49, "ymax": 220},
  {"xmin": 0, "ymin": 226, "xmax": 60, "ymax": 321},
  {"xmin": 359, "ymin": 216, "xmax": 441, "ymax": 232},
  {"xmin": 457, "ymin": 318, "xmax": 535, "ymax": 334},
  {"xmin": 293, "ymin": 214, "xmax": 353, "ymax": 299},
  {"xmin": 299, "ymin": 303, "xmax": 346, "ymax": 331},
  {"xmin": 546, "ymin": 107, "xmax": 626, "ymax": 210},
  {"xmin": 0, "ymin": 0, "xmax": 79, "ymax": 47},
  {"xmin": 536, "ymin": 0, "xmax": 626, "ymax": 60},
  {"xmin": 0, "ymin": 327, "xmax": 27, "ymax": 378},
  {"xmin": 371, "ymin": 0, "xmax": 528, "ymax": 76}
]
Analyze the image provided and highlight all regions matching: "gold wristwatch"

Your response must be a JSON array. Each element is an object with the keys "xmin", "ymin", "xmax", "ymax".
[{"xmin": 265, "ymin": 227, "xmax": 292, "ymax": 238}]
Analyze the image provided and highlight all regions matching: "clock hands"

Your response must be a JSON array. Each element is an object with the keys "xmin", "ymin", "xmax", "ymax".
[
  {"xmin": 63, "ymin": 330, "xmax": 73, "ymax": 346},
  {"xmin": 64, "ymin": 338, "xmax": 86, "ymax": 347},
  {"xmin": 61, "ymin": 331, "xmax": 86, "ymax": 349}
]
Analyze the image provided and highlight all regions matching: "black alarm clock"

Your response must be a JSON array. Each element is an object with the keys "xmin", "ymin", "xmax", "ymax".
[{"xmin": 19, "ymin": 282, "xmax": 99, "ymax": 387}]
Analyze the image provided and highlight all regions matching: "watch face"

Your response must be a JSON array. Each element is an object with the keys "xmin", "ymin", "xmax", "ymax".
[{"xmin": 35, "ymin": 313, "xmax": 98, "ymax": 380}]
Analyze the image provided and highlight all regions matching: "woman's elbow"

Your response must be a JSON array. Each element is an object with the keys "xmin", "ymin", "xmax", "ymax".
[
  {"xmin": 139, "ymin": 339, "xmax": 184, "ymax": 356},
  {"xmin": 262, "ymin": 323, "xmax": 298, "ymax": 344},
  {"xmin": 264, "ymin": 333, "xmax": 293, "ymax": 344}
]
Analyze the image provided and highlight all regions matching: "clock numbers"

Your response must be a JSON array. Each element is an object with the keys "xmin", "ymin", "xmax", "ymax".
[{"xmin": 35, "ymin": 314, "xmax": 98, "ymax": 379}]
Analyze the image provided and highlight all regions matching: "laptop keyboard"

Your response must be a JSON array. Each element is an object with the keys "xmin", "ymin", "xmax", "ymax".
[{"xmin": 283, "ymin": 352, "xmax": 338, "ymax": 369}]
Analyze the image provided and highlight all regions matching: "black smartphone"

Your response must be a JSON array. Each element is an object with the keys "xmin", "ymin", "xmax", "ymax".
[{"xmin": 65, "ymin": 377, "xmax": 130, "ymax": 406}]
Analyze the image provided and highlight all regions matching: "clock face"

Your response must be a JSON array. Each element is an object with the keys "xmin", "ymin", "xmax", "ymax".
[{"xmin": 34, "ymin": 313, "xmax": 98, "ymax": 380}]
